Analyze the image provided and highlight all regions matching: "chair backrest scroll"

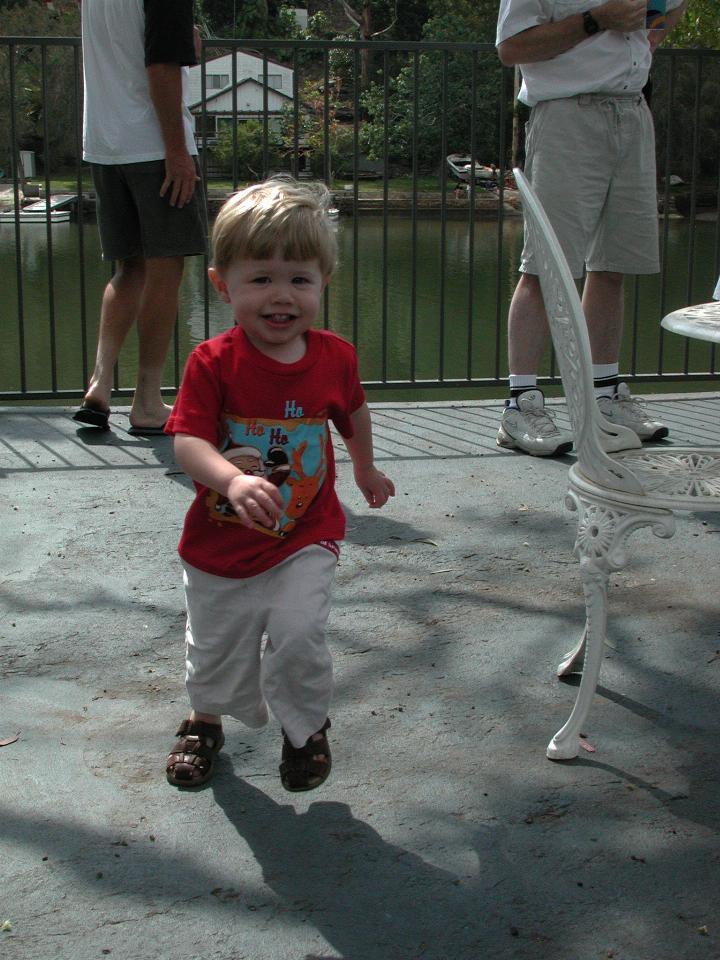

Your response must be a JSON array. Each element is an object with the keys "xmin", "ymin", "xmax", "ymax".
[{"xmin": 513, "ymin": 168, "xmax": 644, "ymax": 495}]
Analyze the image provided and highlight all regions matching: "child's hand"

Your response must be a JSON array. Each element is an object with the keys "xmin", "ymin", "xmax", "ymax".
[
  {"xmin": 354, "ymin": 466, "xmax": 395, "ymax": 509},
  {"xmin": 226, "ymin": 474, "xmax": 284, "ymax": 529}
]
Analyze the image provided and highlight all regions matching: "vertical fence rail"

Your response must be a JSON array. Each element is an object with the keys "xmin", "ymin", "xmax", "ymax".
[
  {"xmin": 657, "ymin": 52, "xmax": 676, "ymax": 376},
  {"xmin": 200, "ymin": 41, "xmax": 211, "ymax": 343},
  {"xmin": 322, "ymin": 49, "xmax": 331, "ymax": 331},
  {"xmin": 351, "ymin": 46, "xmax": 360, "ymax": 350},
  {"xmin": 713, "ymin": 138, "xmax": 720, "ymax": 375},
  {"xmin": 465, "ymin": 51, "xmax": 478, "ymax": 383},
  {"xmin": 7, "ymin": 42, "xmax": 27, "ymax": 395},
  {"xmin": 381, "ymin": 49, "xmax": 389, "ymax": 384},
  {"xmin": 681, "ymin": 54, "xmax": 704, "ymax": 376},
  {"xmin": 39, "ymin": 45, "xmax": 57, "ymax": 394},
  {"xmin": 438, "ymin": 51, "xmax": 449, "ymax": 383},
  {"xmin": 494, "ymin": 65, "xmax": 510, "ymax": 383},
  {"xmin": 72, "ymin": 42, "xmax": 89, "ymax": 390},
  {"xmin": 410, "ymin": 51, "xmax": 419, "ymax": 382},
  {"xmin": 0, "ymin": 37, "xmax": 719, "ymax": 402}
]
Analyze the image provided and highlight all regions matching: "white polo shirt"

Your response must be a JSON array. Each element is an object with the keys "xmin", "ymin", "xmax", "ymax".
[
  {"xmin": 82, "ymin": 0, "xmax": 197, "ymax": 164},
  {"xmin": 496, "ymin": 0, "xmax": 684, "ymax": 106}
]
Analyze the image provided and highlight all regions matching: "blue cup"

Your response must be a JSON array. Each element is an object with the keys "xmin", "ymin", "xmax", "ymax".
[{"xmin": 646, "ymin": 0, "xmax": 666, "ymax": 29}]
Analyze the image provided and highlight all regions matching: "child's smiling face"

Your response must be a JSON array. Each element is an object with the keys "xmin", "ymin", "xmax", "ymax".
[{"xmin": 209, "ymin": 250, "xmax": 328, "ymax": 363}]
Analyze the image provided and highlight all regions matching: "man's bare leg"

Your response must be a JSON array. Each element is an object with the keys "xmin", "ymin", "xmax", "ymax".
[
  {"xmin": 507, "ymin": 273, "xmax": 550, "ymax": 374},
  {"xmin": 83, "ymin": 256, "xmax": 146, "ymax": 411},
  {"xmin": 508, "ymin": 269, "xmax": 625, "ymax": 371},
  {"xmin": 129, "ymin": 254, "xmax": 185, "ymax": 430},
  {"xmin": 583, "ymin": 270, "xmax": 624, "ymax": 364}
]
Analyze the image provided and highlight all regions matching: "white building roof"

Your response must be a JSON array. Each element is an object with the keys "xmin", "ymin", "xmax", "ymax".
[
  {"xmin": 191, "ymin": 77, "xmax": 293, "ymax": 114},
  {"xmin": 187, "ymin": 51, "xmax": 295, "ymax": 108}
]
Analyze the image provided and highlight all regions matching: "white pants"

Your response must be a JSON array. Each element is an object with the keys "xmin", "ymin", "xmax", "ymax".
[{"xmin": 182, "ymin": 545, "xmax": 337, "ymax": 748}]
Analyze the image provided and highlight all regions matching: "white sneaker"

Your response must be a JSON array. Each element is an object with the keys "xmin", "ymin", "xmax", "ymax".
[
  {"xmin": 596, "ymin": 382, "xmax": 669, "ymax": 442},
  {"xmin": 496, "ymin": 389, "xmax": 574, "ymax": 457}
]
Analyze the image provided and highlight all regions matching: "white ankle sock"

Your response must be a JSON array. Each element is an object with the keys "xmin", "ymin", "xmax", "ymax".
[
  {"xmin": 508, "ymin": 374, "xmax": 537, "ymax": 409},
  {"xmin": 593, "ymin": 363, "xmax": 619, "ymax": 399}
]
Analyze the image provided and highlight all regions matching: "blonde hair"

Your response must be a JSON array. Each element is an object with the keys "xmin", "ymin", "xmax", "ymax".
[{"xmin": 211, "ymin": 177, "xmax": 338, "ymax": 276}]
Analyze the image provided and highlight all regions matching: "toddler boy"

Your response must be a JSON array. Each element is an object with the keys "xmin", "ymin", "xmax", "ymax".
[{"xmin": 165, "ymin": 178, "xmax": 394, "ymax": 791}]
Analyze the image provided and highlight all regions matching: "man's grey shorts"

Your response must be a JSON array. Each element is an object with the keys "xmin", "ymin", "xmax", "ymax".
[
  {"xmin": 521, "ymin": 94, "xmax": 660, "ymax": 279},
  {"xmin": 91, "ymin": 159, "xmax": 207, "ymax": 261}
]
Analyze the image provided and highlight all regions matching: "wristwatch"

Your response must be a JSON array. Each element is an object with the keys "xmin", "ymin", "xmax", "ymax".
[{"xmin": 582, "ymin": 10, "xmax": 601, "ymax": 34}]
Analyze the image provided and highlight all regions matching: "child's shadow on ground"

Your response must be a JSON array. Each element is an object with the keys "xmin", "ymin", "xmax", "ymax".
[{"xmin": 211, "ymin": 759, "xmax": 496, "ymax": 960}]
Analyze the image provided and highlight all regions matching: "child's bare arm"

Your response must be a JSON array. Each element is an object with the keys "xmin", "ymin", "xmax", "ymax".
[
  {"xmin": 344, "ymin": 404, "xmax": 395, "ymax": 509},
  {"xmin": 174, "ymin": 434, "xmax": 283, "ymax": 529}
]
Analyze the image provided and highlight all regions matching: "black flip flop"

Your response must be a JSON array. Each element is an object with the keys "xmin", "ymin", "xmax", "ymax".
[
  {"xmin": 127, "ymin": 422, "xmax": 168, "ymax": 436},
  {"xmin": 72, "ymin": 402, "xmax": 110, "ymax": 430}
]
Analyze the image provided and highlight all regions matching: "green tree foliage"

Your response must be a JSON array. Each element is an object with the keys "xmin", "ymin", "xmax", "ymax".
[
  {"xmin": 669, "ymin": 0, "xmax": 720, "ymax": 49},
  {"xmin": 336, "ymin": 1, "xmax": 396, "ymax": 89},
  {"xmin": 1, "ymin": 1, "xmax": 80, "ymax": 38},
  {"xmin": 0, "ymin": 0, "xmax": 79, "ymax": 29},
  {"xmin": 234, "ymin": 0, "xmax": 271, "ymax": 38},
  {"xmin": 338, "ymin": 0, "xmax": 395, "ymax": 40},
  {"xmin": 391, "ymin": 0, "xmax": 431, "ymax": 42},
  {"xmin": 0, "ymin": 1, "xmax": 81, "ymax": 174},
  {"xmin": 197, "ymin": 0, "xmax": 303, "ymax": 39},
  {"xmin": 426, "ymin": 0, "xmax": 498, "ymax": 43},
  {"xmin": 211, "ymin": 118, "xmax": 284, "ymax": 178},
  {"xmin": 359, "ymin": 8, "xmax": 501, "ymax": 172},
  {"xmin": 306, "ymin": 11, "xmax": 339, "ymax": 40},
  {"xmin": 272, "ymin": 79, "xmax": 356, "ymax": 181},
  {"xmin": 196, "ymin": 1, "xmax": 243, "ymax": 37}
]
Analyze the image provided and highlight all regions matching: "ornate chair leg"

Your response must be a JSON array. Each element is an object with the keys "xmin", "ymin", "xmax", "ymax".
[
  {"xmin": 547, "ymin": 490, "xmax": 676, "ymax": 761},
  {"xmin": 547, "ymin": 560, "xmax": 608, "ymax": 760}
]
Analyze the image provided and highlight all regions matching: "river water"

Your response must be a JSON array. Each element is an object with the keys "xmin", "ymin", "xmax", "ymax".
[{"xmin": 1, "ymin": 214, "xmax": 718, "ymax": 399}]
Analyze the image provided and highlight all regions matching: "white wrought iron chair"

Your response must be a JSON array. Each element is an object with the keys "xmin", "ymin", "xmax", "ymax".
[{"xmin": 513, "ymin": 168, "xmax": 720, "ymax": 761}]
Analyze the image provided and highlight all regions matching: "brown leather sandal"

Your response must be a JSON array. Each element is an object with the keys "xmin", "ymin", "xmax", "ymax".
[
  {"xmin": 166, "ymin": 719, "xmax": 224, "ymax": 788},
  {"xmin": 279, "ymin": 718, "xmax": 331, "ymax": 792}
]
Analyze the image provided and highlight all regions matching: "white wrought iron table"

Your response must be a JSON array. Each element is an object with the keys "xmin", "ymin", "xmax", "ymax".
[{"xmin": 661, "ymin": 300, "xmax": 720, "ymax": 344}]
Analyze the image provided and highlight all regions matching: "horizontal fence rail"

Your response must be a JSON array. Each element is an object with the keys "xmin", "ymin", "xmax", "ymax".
[{"xmin": 0, "ymin": 37, "xmax": 719, "ymax": 402}]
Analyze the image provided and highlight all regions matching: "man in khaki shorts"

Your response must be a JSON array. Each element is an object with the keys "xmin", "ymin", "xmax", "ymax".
[
  {"xmin": 495, "ymin": 0, "xmax": 687, "ymax": 457},
  {"xmin": 73, "ymin": 0, "xmax": 207, "ymax": 435}
]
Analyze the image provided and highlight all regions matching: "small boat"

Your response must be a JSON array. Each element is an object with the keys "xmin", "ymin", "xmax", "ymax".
[
  {"xmin": 0, "ymin": 194, "xmax": 77, "ymax": 223},
  {"xmin": 446, "ymin": 154, "xmax": 497, "ymax": 184}
]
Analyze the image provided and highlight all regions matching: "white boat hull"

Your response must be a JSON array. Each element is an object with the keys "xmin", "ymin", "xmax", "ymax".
[
  {"xmin": 0, "ymin": 194, "xmax": 76, "ymax": 224},
  {"xmin": 0, "ymin": 210, "xmax": 71, "ymax": 223}
]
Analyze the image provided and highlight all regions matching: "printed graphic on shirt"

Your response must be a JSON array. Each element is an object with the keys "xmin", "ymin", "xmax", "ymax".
[{"xmin": 206, "ymin": 412, "xmax": 328, "ymax": 538}]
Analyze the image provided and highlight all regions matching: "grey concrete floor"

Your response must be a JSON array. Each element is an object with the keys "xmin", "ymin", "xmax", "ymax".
[{"xmin": 1, "ymin": 397, "xmax": 720, "ymax": 960}]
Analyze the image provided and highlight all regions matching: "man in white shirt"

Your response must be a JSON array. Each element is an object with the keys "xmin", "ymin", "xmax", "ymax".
[
  {"xmin": 73, "ymin": 0, "xmax": 207, "ymax": 435},
  {"xmin": 495, "ymin": 0, "xmax": 687, "ymax": 457}
]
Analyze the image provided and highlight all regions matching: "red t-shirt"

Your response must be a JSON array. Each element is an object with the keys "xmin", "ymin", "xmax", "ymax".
[{"xmin": 165, "ymin": 327, "xmax": 365, "ymax": 578}]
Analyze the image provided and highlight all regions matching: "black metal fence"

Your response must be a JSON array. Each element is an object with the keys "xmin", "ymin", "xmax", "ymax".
[{"xmin": 1, "ymin": 37, "xmax": 719, "ymax": 402}]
